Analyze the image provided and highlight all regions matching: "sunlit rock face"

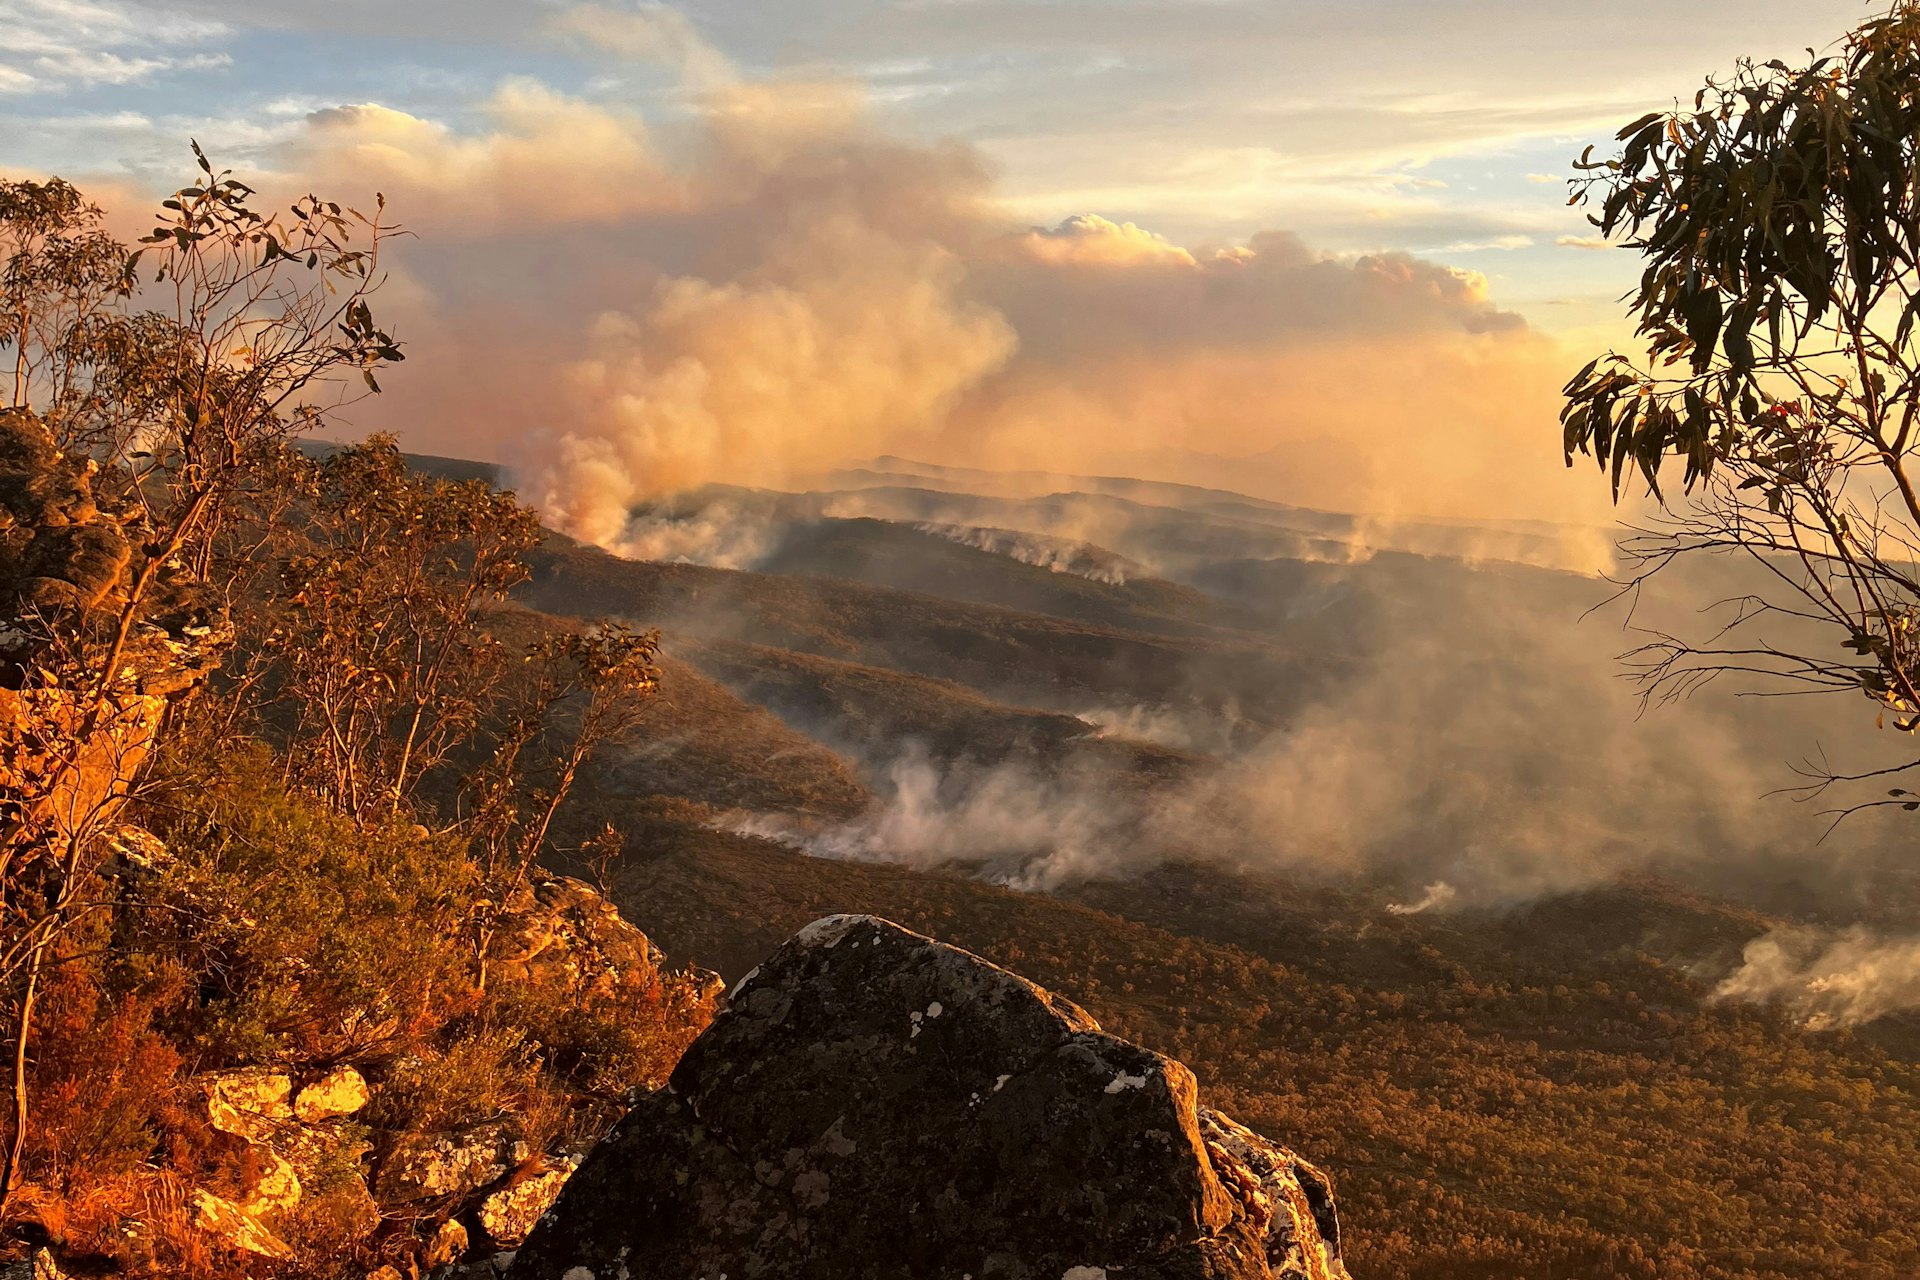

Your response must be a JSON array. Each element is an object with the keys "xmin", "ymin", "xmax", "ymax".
[
  {"xmin": 0, "ymin": 409, "xmax": 227, "ymax": 841},
  {"xmin": 511, "ymin": 914, "xmax": 1346, "ymax": 1280}
]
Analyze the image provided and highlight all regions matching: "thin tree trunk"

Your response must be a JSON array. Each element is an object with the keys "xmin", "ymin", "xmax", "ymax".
[{"xmin": 0, "ymin": 927, "xmax": 46, "ymax": 1214}]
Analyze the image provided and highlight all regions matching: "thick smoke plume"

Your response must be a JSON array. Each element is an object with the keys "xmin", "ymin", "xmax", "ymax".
[
  {"xmin": 247, "ymin": 6, "xmax": 1611, "ymax": 543},
  {"xmin": 707, "ymin": 514, "xmax": 1910, "ymax": 918},
  {"xmin": 610, "ymin": 500, "xmax": 783, "ymax": 569},
  {"xmin": 1149, "ymin": 556, "xmax": 1911, "ymax": 906}
]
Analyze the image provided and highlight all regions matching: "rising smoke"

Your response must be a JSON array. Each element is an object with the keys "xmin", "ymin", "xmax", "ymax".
[
  {"xmin": 1712, "ymin": 928, "xmax": 1920, "ymax": 1028},
  {"xmin": 913, "ymin": 523, "xmax": 1140, "ymax": 585},
  {"xmin": 729, "ymin": 747, "xmax": 1142, "ymax": 893},
  {"xmin": 240, "ymin": 4, "xmax": 1920, "ymax": 1021},
  {"xmin": 257, "ymin": 4, "xmax": 1610, "ymax": 548},
  {"xmin": 609, "ymin": 499, "xmax": 784, "ymax": 569},
  {"xmin": 1387, "ymin": 881, "xmax": 1459, "ymax": 916}
]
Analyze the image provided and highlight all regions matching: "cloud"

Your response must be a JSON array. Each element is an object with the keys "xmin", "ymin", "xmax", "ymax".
[
  {"xmin": 1013, "ymin": 214, "xmax": 1197, "ymax": 267},
  {"xmin": 946, "ymin": 228, "xmax": 1584, "ymax": 523},
  {"xmin": 3, "ymin": 0, "xmax": 1870, "ymax": 282},
  {"xmin": 1556, "ymin": 235, "xmax": 1613, "ymax": 250},
  {"xmin": 0, "ymin": 0, "xmax": 229, "ymax": 95},
  {"xmin": 291, "ymin": 82, "xmax": 679, "ymax": 233},
  {"xmin": 1433, "ymin": 233, "xmax": 1534, "ymax": 252}
]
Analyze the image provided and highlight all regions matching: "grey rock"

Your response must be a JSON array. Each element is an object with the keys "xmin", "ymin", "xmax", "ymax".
[
  {"xmin": 511, "ymin": 914, "xmax": 1346, "ymax": 1280},
  {"xmin": 478, "ymin": 1159, "xmax": 578, "ymax": 1246},
  {"xmin": 0, "ymin": 1249, "xmax": 67, "ymax": 1280}
]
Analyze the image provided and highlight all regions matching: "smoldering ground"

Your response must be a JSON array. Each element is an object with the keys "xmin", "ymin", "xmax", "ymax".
[
  {"xmin": 696, "ymin": 524, "xmax": 1920, "ymax": 1024},
  {"xmin": 630, "ymin": 488, "xmax": 1912, "ymax": 920},
  {"xmin": 1712, "ymin": 927, "xmax": 1920, "ymax": 1029}
]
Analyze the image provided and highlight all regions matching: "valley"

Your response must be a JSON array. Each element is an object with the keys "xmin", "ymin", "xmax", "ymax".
[{"xmin": 488, "ymin": 456, "xmax": 1920, "ymax": 1280}]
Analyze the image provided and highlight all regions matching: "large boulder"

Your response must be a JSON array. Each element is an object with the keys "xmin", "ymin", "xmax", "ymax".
[{"xmin": 511, "ymin": 914, "xmax": 1346, "ymax": 1280}]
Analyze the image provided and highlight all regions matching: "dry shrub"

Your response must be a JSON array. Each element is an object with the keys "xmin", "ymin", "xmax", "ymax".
[
  {"xmin": 7, "ymin": 1171, "xmax": 218, "ymax": 1279},
  {"xmin": 492, "ymin": 966, "xmax": 716, "ymax": 1099},
  {"xmin": 15, "ymin": 931, "xmax": 187, "ymax": 1193},
  {"xmin": 361, "ymin": 1023, "xmax": 538, "ymax": 1138},
  {"xmin": 138, "ymin": 744, "xmax": 478, "ymax": 1070},
  {"xmin": 0, "ymin": 743, "xmax": 720, "ymax": 1276}
]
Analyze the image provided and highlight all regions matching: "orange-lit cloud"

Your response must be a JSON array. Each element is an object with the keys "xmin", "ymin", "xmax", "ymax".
[
  {"xmin": 1011, "ymin": 214, "xmax": 1197, "ymax": 267},
  {"xmin": 100, "ymin": 27, "xmax": 1612, "ymax": 540},
  {"xmin": 289, "ymin": 83, "xmax": 682, "ymax": 233}
]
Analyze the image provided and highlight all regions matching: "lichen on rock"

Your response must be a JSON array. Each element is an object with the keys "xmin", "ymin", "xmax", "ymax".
[
  {"xmin": 294, "ymin": 1065, "xmax": 372, "ymax": 1123},
  {"xmin": 510, "ymin": 914, "xmax": 1347, "ymax": 1280}
]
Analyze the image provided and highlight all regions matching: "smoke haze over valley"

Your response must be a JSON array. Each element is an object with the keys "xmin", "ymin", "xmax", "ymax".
[
  {"xmin": 496, "ymin": 451, "xmax": 1920, "ymax": 1031},
  {"xmin": 28, "ymin": 2, "xmax": 1629, "ymax": 540},
  {"xmin": 13, "ymin": 1, "xmax": 1920, "ymax": 1275}
]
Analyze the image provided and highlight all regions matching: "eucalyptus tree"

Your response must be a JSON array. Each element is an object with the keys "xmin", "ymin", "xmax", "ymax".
[
  {"xmin": 0, "ymin": 150, "xmax": 404, "ymax": 1205},
  {"xmin": 1562, "ymin": 2, "xmax": 1920, "ymax": 811}
]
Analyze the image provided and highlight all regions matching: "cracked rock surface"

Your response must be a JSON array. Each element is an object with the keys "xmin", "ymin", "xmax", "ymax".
[{"xmin": 511, "ymin": 914, "xmax": 1346, "ymax": 1280}]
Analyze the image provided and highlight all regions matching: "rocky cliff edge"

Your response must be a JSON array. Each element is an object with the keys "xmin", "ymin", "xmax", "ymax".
[{"xmin": 510, "ymin": 913, "xmax": 1346, "ymax": 1280}]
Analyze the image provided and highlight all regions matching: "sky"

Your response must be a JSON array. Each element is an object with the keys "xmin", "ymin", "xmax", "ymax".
[{"xmin": 0, "ymin": 0, "xmax": 1882, "ymax": 531}]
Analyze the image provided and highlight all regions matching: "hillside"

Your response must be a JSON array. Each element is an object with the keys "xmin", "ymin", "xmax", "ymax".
[
  {"xmin": 487, "ymin": 606, "xmax": 872, "ymax": 819},
  {"xmin": 680, "ymin": 636, "xmax": 1204, "ymax": 783},
  {"xmin": 520, "ymin": 531, "xmax": 1333, "ymax": 741},
  {"xmin": 579, "ymin": 824, "xmax": 1920, "ymax": 1280},
  {"xmin": 751, "ymin": 515, "xmax": 1263, "ymax": 638},
  {"xmin": 487, "ymin": 456, "xmax": 1920, "ymax": 1280}
]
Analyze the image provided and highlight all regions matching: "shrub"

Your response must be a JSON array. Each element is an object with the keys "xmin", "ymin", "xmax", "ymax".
[{"xmin": 138, "ymin": 744, "xmax": 478, "ymax": 1070}]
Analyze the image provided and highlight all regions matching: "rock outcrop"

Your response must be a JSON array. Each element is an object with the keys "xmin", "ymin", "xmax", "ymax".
[
  {"xmin": 0, "ymin": 1248, "xmax": 68, "ymax": 1280},
  {"xmin": 191, "ymin": 1065, "xmax": 379, "ymax": 1258},
  {"xmin": 511, "ymin": 914, "xmax": 1346, "ymax": 1280},
  {"xmin": 0, "ymin": 409, "xmax": 227, "ymax": 842},
  {"xmin": 489, "ymin": 874, "xmax": 667, "ymax": 995}
]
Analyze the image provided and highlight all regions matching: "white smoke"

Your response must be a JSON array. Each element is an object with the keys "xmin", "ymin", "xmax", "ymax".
[
  {"xmin": 1387, "ymin": 881, "xmax": 1459, "ymax": 916},
  {"xmin": 913, "ymin": 521, "xmax": 1139, "ymax": 584},
  {"xmin": 815, "ymin": 490, "xmax": 1179, "ymax": 578},
  {"xmin": 609, "ymin": 499, "xmax": 781, "ymax": 569},
  {"xmin": 531, "ymin": 229, "xmax": 1016, "ymax": 549},
  {"xmin": 726, "ymin": 748, "xmax": 1140, "ymax": 892},
  {"xmin": 1711, "ymin": 928, "xmax": 1920, "ymax": 1029},
  {"xmin": 1074, "ymin": 702, "xmax": 1243, "ymax": 756}
]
